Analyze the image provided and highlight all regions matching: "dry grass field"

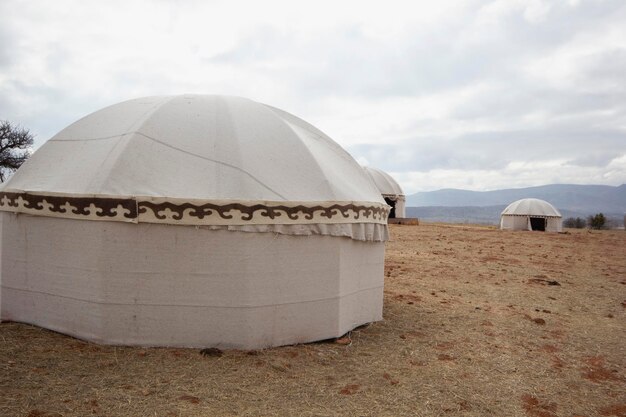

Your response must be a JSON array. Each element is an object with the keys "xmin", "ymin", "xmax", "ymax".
[{"xmin": 1, "ymin": 223, "xmax": 625, "ymax": 417}]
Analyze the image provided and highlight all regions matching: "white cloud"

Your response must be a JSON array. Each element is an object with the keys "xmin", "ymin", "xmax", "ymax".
[
  {"xmin": 1, "ymin": 0, "xmax": 625, "ymax": 192},
  {"xmin": 396, "ymin": 154, "xmax": 626, "ymax": 193},
  {"xmin": 524, "ymin": 22, "xmax": 626, "ymax": 93}
]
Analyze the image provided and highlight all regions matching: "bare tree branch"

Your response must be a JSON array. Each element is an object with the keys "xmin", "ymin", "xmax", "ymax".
[{"xmin": 0, "ymin": 120, "xmax": 34, "ymax": 182}]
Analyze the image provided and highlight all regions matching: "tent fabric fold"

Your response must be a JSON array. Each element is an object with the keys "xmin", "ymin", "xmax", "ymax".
[{"xmin": 200, "ymin": 222, "xmax": 389, "ymax": 242}]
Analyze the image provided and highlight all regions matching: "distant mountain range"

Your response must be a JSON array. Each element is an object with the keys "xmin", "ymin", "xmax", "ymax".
[{"xmin": 405, "ymin": 184, "xmax": 626, "ymax": 225}]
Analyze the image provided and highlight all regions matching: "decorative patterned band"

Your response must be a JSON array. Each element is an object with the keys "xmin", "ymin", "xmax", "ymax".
[
  {"xmin": 0, "ymin": 192, "xmax": 390, "ymax": 226},
  {"xmin": 501, "ymin": 214, "xmax": 561, "ymax": 218},
  {"xmin": 0, "ymin": 192, "xmax": 137, "ymax": 222}
]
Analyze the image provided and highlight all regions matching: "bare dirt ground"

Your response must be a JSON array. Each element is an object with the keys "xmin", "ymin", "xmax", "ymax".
[{"xmin": 1, "ymin": 223, "xmax": 625, "ymax": 417}]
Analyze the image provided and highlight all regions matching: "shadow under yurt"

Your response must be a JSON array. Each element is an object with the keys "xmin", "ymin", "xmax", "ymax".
[{"xmin": 0, "ymin": 95, "xmax": 390, "ymax": 349}]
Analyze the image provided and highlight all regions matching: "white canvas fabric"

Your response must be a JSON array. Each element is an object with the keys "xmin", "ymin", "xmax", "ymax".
[
  {"xmin": 8, "ymin": 95, "xmax": 381, "ymax": 201},
  {"xmin": 0, "ymin": 95, "xmax": 388, "ymax": 348},
  {"xmin": 500, "ymin": 198, "xmax": 562, "ymax": 232},
  {"xmin": 363, "ymin": 166, "xmax": 406, "ymax": 218},
  {"xmin": 0, "ymin": 214, "xmax": 383, "ymax": 348},
  {"xmin": 501, "ymin": 198, "xmax": 562, "ymax": 217}
]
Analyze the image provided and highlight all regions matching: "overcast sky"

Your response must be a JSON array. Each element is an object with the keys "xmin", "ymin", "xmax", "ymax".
[{"xmin": 1, "ymin": 0, "xmax": 625, "ymax": 193}]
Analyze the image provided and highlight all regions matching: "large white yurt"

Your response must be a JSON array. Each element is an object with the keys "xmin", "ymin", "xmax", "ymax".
[
  {"xmin": 363, "ymin": 166, "xmax": 406, "ymax": 218},
  {"xmin": 500, "ymin": 198, "xmax": 562, "ymax": 232},
  {"xmin": 0, "ymin": 95, "xmax": 389, "ymax": 349}
]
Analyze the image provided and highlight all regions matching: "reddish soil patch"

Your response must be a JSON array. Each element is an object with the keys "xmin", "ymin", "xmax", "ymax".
[
  {"xmin": 521, "ymin": 394, "xmax": 557, "ymax": 417},
  {"xmin": 550, "ymin": 355, "xmax": 565, "ymax": 370},
  {"xmin": 27, "ymin": 411, "xmax": 63, "ymax": 417},
  {"xmin": 599, "ymin": 403, "xmax": 626, "ymax": 416},
  {"xmin": 382, "ymin": 373, "xmax": 399, "ymax": 385},
  {"xmin": 392, "ymin": 293, "xmax": 422, "ymax": 303},
  {"xmin": 582, "ymin": 356, "xmax": 622, "ymax": 383},
  {"xmin": 399, "ymin": 331, "xmax": 425, "ymax": 339},
  {"xmin": 339, "ymin": 384, "xmax": 360, "ymax": 395},
  {"xmin": 335, "ymin": 336, "xmax": 351, "ymax": 345},
  {"xmin": 435, "ymin": 341, "xmax": 455, "ymax": 350},
  {"xmin": 178, "ymin": 395, "xmax": 200, "ymax": 404},
  {"xmin": 539, "ymin": 345, "xmax": 559, "ymax": 353},
  {"xmin": 481, "ymin": 255, "xmax": 503, "ymax": 263}
]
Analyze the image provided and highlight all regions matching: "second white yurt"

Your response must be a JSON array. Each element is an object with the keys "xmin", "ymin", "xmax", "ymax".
[
  {"xmin": 500, "ymin": 198, "xmax": 562, "ymax": 232},
  {"xmin": 363, "ymin": 166, "xmax": 406, "ymax": 218},
  {"xmin": 0, "ymin": 95, "xmax": 389, "ymax": 349}
]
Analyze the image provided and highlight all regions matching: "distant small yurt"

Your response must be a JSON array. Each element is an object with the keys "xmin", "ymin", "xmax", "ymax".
[
  {"xmin": 363, "ymin": 166, "xmax": 406, "ymax": 218},
  {"xmin": 0, "ymin": 95, "xmax": 389, "ymax": 349},
  {"xmin": 500, "ymin": 198, "xmax": 562, "ymax": 232}
]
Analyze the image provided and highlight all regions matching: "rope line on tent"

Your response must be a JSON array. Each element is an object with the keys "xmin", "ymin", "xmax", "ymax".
[{"xmin": 1, "ymin": 284, "xmax": 384, "ymax": 308}]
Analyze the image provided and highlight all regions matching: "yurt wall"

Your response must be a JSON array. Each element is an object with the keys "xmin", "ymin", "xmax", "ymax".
[{"xmin": 0, "ymin": 95, "xmax": 389, "ymax": 349}]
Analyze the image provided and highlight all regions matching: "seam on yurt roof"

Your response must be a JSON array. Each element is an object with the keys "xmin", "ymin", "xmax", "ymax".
[
  {"xmin": 366, "ymin": 167, "xmax": 403, "ymax": 196},
  {"xmin": 264, "ymin": 104, "xmax": 357, "ymax": 163},
  {"xmin": 73, "ymin": 96, "xmax": 283, "ymax": 201},
  {"xmin": 52, "ymin": 129, "xmax": 290, "ymax": 199},
  {"xmin": 370, "ymin": 168, "xmax": 391, "ymax": 191},
  {"xmin": 133, "ymin": 131, "xmax": 287, "ymax": 200},
  {"xmin": 3, "ymin": 284, "xmax": 383, "ymax": 308},
  {"xmin": 366, "ymin": 168, "xmax": 390, "ymax": 194},
  {"xmin": 266, "ymin": 111, "xmax": 341, "ymax": 201},
  {"xmin": 84, "ymin": 96, "xmax": 172, "ymax": 193},
  {"xmin": 51, "ymin": 134, "xmax": 130, "ymax": 142}
]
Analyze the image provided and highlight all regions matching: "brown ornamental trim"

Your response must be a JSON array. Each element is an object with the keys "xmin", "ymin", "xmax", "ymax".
[
  {"xmin": 501, "ymin": 214, "xmax": 561, "ymax": 218},
  {"xmin": 138, "ymin": 201, "xmax": 387, "ymax": 222},
  {"xmin": 0, "ymin": 192, "xmax": 136, "ymax": 221},
  {"xmin": 0, "ymin": 191, "xmax": 389, "ymax": 225}
]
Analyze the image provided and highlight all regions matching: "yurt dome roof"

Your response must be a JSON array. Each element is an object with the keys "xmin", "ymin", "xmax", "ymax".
[
  {"xmin": 501, "ymin": 198, "xmax": 562, "ymax": 217},
  {"xmin": 7, "ymin": 95, "xmax": 383, "ymax": 203},
  {"xmin": 363, "ymin": 166, "xmax": 404, "ymax": 197},
  {"xmin": 1, "ymin": 95, "xmax": 389, "ymax": 228}
]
